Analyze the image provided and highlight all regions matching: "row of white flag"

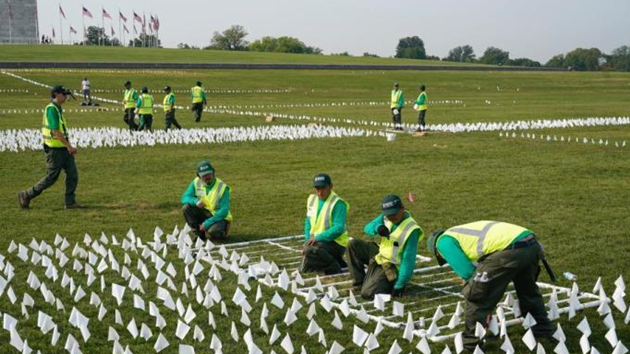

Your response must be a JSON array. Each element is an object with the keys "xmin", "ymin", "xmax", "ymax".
[{"xmin": 499, "ymin": 132, "xmax": 628, "ymax": 148}]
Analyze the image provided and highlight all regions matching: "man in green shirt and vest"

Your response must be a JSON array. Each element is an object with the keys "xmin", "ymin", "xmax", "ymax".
[
  {"xmin": 18, "ymin": 85, "xmax": 81, "ymax": 210},
  {"xmin": 122, "ymin": 81, "xmax": 139, "ymax": 131},
  {"xmin": 348, "ymin": 195, "xmax": 423, "ymax": 299},
  {"xmin": 301, "ymin": 173, "xmax": 349, "ymax": 275},
  {"xmin": 181, "ymin": 160, "xmax": 232, "ymax": 241},
  {"xmin": 390, "ymin": 83, "xmax": 405, "ymax": 130},
  {"xmin": 427, "ymin": 221, "xmax": 554, "ymax": 352},
  {"xmin": 163, "ymin": 86, "xmax": 182, "ymax": 131},
  {"xmin": 190, "ymin": 81, "xmax": 207, "ymax": 123},
  {"xmin": 135, "ymin": 87, "xmax": 154, "ymax": 132},
  {"xmin": 414, "ymin": 85, "xmax": 428, "ymax": 132}
]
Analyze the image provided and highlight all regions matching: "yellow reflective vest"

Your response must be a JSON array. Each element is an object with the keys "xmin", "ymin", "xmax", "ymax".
[
  {"xmin": 138, "ymin": 94, "xmax": 154, "ymax": 115},
  {"xmin": 375, "ymin": 215, "xmax": 421, "ymax": 267},
  {"xmin": 444, "ymin": 221, "xmax": 531, "ymax": 262},
  {"xmin": 41, "ymin": 103, "xmax": 68, "ymax": 148},
  {"xmin": 123, "ymin": 88, "xmax": 137, "ymax": 109},
  {"xmin": 306, "ymin": 191, "xmax": 349, "ymax": 247},
  {"xmin": 163, "ymin": 93, "xmax": 175, "ymax": 112},
  {"xmin": 391, "ymin": 89, "xmax": 404, "ymax": 108},
  {"xmin": 416, "ymin": 92, "xmax": 428, "ymax": 111},
  {"xmin": 191, "ymin": 86, "xmax": 204, "ymax": 103},
  {"xmin": 194, "ymin": 177, "xmax": 233, "ymax": 222}
]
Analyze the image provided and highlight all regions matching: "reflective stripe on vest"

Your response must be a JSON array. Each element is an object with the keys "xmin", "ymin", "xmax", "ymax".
[
  {"xmin": 391, "ymin": 90, "xmax": 403, "ymax": 108},
  {"xmin": 444, "ymin": 221, "xmax": 529, "ymax": 262},
  {"xmin": 163, "ymin": 93, "xmax": 175, "ymax": 112},
  {"xmin": 191, "ymin": 86, "xmax": 204, "ymax": 103},
  {"xmin": 374, "ymin": 216, "xmax": 421, "ymax": 266},
  {"xmin": 307, "ymin": 191, "xmax": 349, "ymax": 247},
  {"xmin": 124, "ymin": 89, "xmax": 137, "ymax": 109},
  {"xmin": 138, "ymin": 94, "xmax": 154, "ymax": 115},
  {"xmin": 41, "ymin": 103, "xmax": 68, "ymax": 148},
  {"xmin": 417, "ymin": 92, "xmax": 428, "ymax": 111},
  {"xmin": 194, "ymin": 177, "xmax": 233, "ymax": 222}
]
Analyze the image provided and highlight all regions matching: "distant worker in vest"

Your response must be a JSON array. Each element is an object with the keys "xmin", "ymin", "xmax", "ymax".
[
  {"xmin": 348, "ymin": 195, "xmax": 423, "ymax": 299},
  {"xmin": 190, "ymin": 81, "xmax": 207, "ymax": 123},
  {"xmin": 81, "ymin": 77, "xmax": 92, "ymax": 105},
  {"xmin": 181, "ymin": 160, "xmax": 232, "ymax": 241},
  {"xmin": 427, "ymin": 221, "xmax": 555, "ymax": 352},
  {"xmin": 414, "ymin": 85, "xmax": 428, "ymax": 132},
  {"xmin": 301, "ymin": 173, "xmax": 350, "ymax": 275},
  {"xmin": 390, "ymin": 83, "xmax": 405, "ymax": 130},
  {"xmin": 122, "ymin": 81, "xmax": 139, "ymax": 130},
  {"xmin": 18, "ymin": 85, "xmax": 81, "ymax": 210},
  {"xmin": 163, "ymin": 86, "xmax": 182, "ymax": 131},
  {"xmin": 135, "ymin": 87, "xmax": 154, "ymax": 132}
]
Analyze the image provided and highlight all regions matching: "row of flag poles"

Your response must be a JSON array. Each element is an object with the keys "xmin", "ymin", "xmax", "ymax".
[{"xmin": 56, "ymin": 4, "xmax": 160, "ymax": 47}]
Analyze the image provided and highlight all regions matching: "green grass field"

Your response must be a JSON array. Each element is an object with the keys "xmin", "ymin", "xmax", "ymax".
[{"xmin": 0, "ymin": 49, "xmax": 630, "ymax": 354}]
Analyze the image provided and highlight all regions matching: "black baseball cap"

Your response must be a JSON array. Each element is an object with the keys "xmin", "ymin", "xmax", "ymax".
[
  {"xmin": 381, "ymin": 195, "xmax": 403, "ymax": 216},
  {"xmin": 164, "ymin": 86, "xmax": 171, "ymax": 92},
  {"xmin": 313, "ymin": 173, "xmax": 332, "ymax": 188},
  {"xmin": 124, "ymin": 81, "xmax": 131, "ymax": 86},
  {"xmin": 50, "ymin": 85, "xmax": 72, "ymax": 95}
]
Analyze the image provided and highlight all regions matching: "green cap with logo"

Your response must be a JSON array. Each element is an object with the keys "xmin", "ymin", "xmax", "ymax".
[
  {"xmin": 313, "ymin": 173, "xmax": 332, "ymax": 188},
  {"xmin": 196, "ymin": 160, "xmax": 214, "ymax": 176},
  {"xmin": 381, "ymin": 194, "xmax": 403, "ymax": 216}
]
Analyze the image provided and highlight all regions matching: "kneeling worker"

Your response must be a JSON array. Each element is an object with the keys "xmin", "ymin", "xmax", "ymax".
[
  {"xmin": 427, "ymin": 221, "xmax": 554, "ymax": 352},
  {"xmin": 301, "ymin": 173, "xmax": 349, "ymax": 275},
  {"xmin": 348, "ymin": 195, "xmax": 423, "ymax": 299},
  {"xmin": 181, "ymin": 160, "xmax": 232, "ymax": 241}
]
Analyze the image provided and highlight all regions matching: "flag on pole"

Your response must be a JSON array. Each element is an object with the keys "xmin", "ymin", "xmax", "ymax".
[
  {"xmin": 154, "ymin": 16, "xmax": 160, "ymax": 31},
  {"xmin": 7, "ymin": 1, "xmax": 13, "ymax": 20},
  {"xmin": 119, "ymin": 11, "xmax": 127, "ymax": 22},
  {"xmin": 82, "ymin": 6, "xmax": 93, "ymax": 18},
  {"xmin": 59, "ymin": 5, "xmax": 66, "ymax": 19},
  {"xmin": 111, "ymin": 26, "xmax": 115, "ymax": 36},
  {"xmin": 102, "ymin": 8, "xmax": 111, "ymax": 19},
  {"xmin": 133, "ymin": 24, "xmax": 137, "ymax": 34},
  {"xmin": 52, "ymin": 28, "xmax": 56, "ymax": 38},
  {"xmin": 70, "ymin": 26, "xmax": 78, "ymax": 34},
  {"xmin": 123, "ymin": 24, "xmax": 129, "ymax": 34},
  {"xmin": 133, "ymin": 12, "xmax": 142, "ymax": 23}
]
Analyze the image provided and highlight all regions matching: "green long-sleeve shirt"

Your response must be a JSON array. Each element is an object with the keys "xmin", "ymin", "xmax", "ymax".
[
  {"xmin": 363, "ymin": 213, "xmax": 421, "ymax": 290},
  {"xmin": 44, "ymin": 102, "xmax": 63, "ymax": 129},
  {"xmin": 181, "ymin": 178, "xmax": 231, "ymax": 229},
  {"xmin": 303, "ymin": 196, "xmax": 348, "ymax": 243},
  {"xmin": 415, "ymin": 92, "xmax": 427, "ymax": 106},
  {"xmin": 436, "ymin": 231, "xmax": 531, "ymax": 281}
]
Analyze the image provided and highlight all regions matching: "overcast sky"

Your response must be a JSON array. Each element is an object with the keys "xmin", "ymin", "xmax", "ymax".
[{"xmin": 38, "ymin": 0, "xmax": 630, "ymax": 62}]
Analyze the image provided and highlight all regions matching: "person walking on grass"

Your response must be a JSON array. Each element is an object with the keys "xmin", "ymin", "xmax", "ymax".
[
  {"xmin": 81, "ymin": 77, "xmax": 92, "ymax": 105},
  {"xmin": 163, "ymin": 86, "xmax": 182, "ymax": 131},
  {"xmin": 18, "ymin": 85, "xmax": 81, "ymax": 210},
  {"xmin": 300, "ymin": 173, "xmax": 350, "ymax": 275},
  {"xmin": 122, "ymin": 81, "xmax": 139, "ymax": 130},
  {"xmin": 390, "ymin": 83, "xmax": 405, "ymax": 130},
  {"xmin": 414, "ymin": 85, "xmax": 428, "ymax": 132},
  {"xmin": 348, "ymin": 195, "xmax": 423, "ymax": 299},
  {"xmin": 136, "ymin": 87, "xmax": 154, "ymax": 132},
  {"xmin": 190, "ymin": 81, "xmax": 207, "ymax": 123}
]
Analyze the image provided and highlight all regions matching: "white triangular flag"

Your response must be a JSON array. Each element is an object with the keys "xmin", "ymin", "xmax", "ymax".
[
  {"xmin": 281, "ymin": 334, "xmax": 294, "ymax": 354},
  {"xmin": 270, "ymin": 325, "xmax": 281, "ymax": 345},
  {"xmin": 416, "ymin": 336, "xmax": 431, "ymax": 354},
  {"xmin": 522, "ymin": 329, "xmax": 537, "ymax": 351},
  {"xmin": 352, "ymin": 325, "xmax": 368, "ymax": 347},
  {"xmin": 387, "ymin": 340, "xmax": 402, "ymax": 354},
  {"xmin": 329, "ymin": 341, "xmax": 345, "ymax": 354},
  {"xmin": 306, "ymin": 319, "xmax": 320, "ymax": 337},
  {"xmin": 580, "ymin": 334, "xmax": 591, "ymax": 354},
  {"xmin": 553, "ymin": 324, "xmax": 566, "ymax": 342},
  {"xmin": 577, "ymin": 317, "xmax": 591, "ymax": 337},
  {"xmin": 331, "ymin": 311, "xmax": 343, "ymax": 330},
  {"xmin": 606, "ymin": 328, "xmax": 618, "ymax": 348},
  {"xmin": 154, "ymin": 333, "xmax": 169, "ymax": 353},
  {"xmin": 501, "ymin": 334, "xmax": 514, "ymax": 354}
]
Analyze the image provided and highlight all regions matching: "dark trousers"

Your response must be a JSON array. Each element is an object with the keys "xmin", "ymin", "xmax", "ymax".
[
  {"xmin": 348, "ymin": 239, "xmax": 395, "ymax": 299},
  {"xmin": 417, "ymin": 110, "xmax": 427, "ymax": 131},
  {"xmin": 301, "ymin": 241, "xmax": 347, "ymax": 275},
  {"xmin": 138, "ymin": 114, "xmax": 153, "ymax": 132},
  {"xmin": 391, "ymin": 107, "xmax": 403, "ymax": 129},
  {"xmin": 192, "ymin": 103, "xmax": 204, "ymax": 122},
  {"xmin": 26, "ymin": 146, "xmax": 78, "ymax": 205},
  {"xmin": 123, "ymin": 108, "xmax": 138, "ymax": 130},
  {"xmin": 182, "ymin": 204, "xmax": 229, "ymax": 240},
  {"xmin": 165, "ymin": 109, "xmax": 182, "ymax": 130},
  {"xmin": 462, "ymin": 242, "xmax": 554, "ymax": 350}
]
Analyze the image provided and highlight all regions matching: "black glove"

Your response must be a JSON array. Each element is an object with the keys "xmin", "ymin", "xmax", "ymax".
[
  {"xmin": 377, "ymin": 225, "xmax": 390, "ymax": 238},
  {"xmin": 392, "ymin": 287, "xmax": 404, "ymax": 297}
]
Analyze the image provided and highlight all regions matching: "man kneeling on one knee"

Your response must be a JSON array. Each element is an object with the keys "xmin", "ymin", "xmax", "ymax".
[
  {"xmin": 300, "ymin": 173, "xmax": 349, "ymax": 275},
  {"xmin": 181, "ymin": 160, "xmax": 232, "ymax": 241},
  {"xmin": 348, "ymin": 195, "xmax": 423, "ymax": 299}
]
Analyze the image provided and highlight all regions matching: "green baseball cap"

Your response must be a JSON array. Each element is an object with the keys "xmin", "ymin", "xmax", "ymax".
[
  {"xmin": 427, "ymin": 229, "xmax": 446, "ymax": 265},
  {"xmin": 313, "ymin": 173, "xmax": 332, "ymax": 188},
  {"xmin": 196, "ymin": 160, "xmax": 214, "ymax": 176},
  {"xmin": 381, "ymin": 195, "xmax": 403, "ymax": 216}
]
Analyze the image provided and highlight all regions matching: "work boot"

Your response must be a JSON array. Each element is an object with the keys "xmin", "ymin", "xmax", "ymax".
[{"xmin": 17, "ymin": 191, "xmax": 30, "ymax": 210}]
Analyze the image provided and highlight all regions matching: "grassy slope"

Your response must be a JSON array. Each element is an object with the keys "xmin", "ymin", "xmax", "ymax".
[{"xmin": 0, "ymin": 45, "xmax": 474, "ymax": 66}]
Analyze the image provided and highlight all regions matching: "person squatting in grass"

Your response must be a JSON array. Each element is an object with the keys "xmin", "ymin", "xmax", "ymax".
[
  {"xmin": 18, "ymin": 85, "xmax": 81, "ymax": 210},
  {"xmin": 390, "ymin": 82, "xmax": 405, "ymax": 130},
  {"xmin": 300, "ymin": 173, "xmax": 349, "ymax": 275},
  {"xmin": 122, "ymin": 81, "xmax": 139, "ymax": 130},
  {"xmin": 427, "ymin": 221, "xmax": 555, "ymax": 352},
  {"xmin": 135, "ymin": 87, "xmax": 154, "ymax": 132},
  {"xmin": 190, "ymin": 81, "xmax": 207, "ymax": 123},
  {"xmin": 348, "ymin": 195, "xmax": 423, "ymax": 299},
  {"xmin": 162, "ymin": 86, "xmax": 182, "ymax": 131},
  {"xmin": 181, "ymin": 160, "xmax": 232, "ymax": 242}
]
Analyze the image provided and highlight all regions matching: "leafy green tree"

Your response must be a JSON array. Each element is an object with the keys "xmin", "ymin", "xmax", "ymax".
[
  {"xmin": 363, "ymin": 52, "xmax": 379, "ymax": 58},
  {"xmin": 545, "ymin": 54, "xmax": 565, "ymax": 68},
  {"xmin": 564, "ymin": 48, "xmax": 602, "ymax": 71},
  {"xmin": 508, "ymin": 58, "xmax": 541, "ymax": 67},
  {"xmin": 248, "ymin": 36, "xmax": 322, "ymax": 54},
  {"xmin": 608, "ymin": 45, "xmax": 630, "ymax": 72},
  {"xmin": 445, "ymin": 45, "xmax": 475, "ymax": 62},
  {"xmin": 209, "ymin": 25, "xmax": 249, "ymax": 51},
  {"xmin": 479, "ymin": 47, "xmax": 510, "ymax": 65},
  {"xmin": 85, "ymin": 26, "xmax": 110, "ymax": 46},
  {"xmin": 128, "ymin": 34, "xmax": 160, "ymax": 48},
  {"xmin": 395, "ymin": 36, "xmax": 426, "ymax": 59},
  {"xmin": 249, "ymin": 36, "xmax": 278, "ymax": 52}
]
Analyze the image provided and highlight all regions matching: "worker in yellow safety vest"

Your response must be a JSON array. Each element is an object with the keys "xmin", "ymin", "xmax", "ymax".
[
  {"xmin": 190, "ymin": 81, "xmax": 207, "ymax": 122},
  {"xmin": 414, "ymin": 85, "xmax": 428, "ymax": 132},
  {"xmin": 163, "ymin": 86, "xmax": 182, "ymax": 130},
  {"xmin": 122, "ymin": 81, "xmax": 139, "ymax": 130},
  {"xmin": 135, "ymin": 87, "xmax": 154, "ymax": 132},
  {"xmin": 390, "ymin": 82, "xmax": 405, "ymax": 130}
]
